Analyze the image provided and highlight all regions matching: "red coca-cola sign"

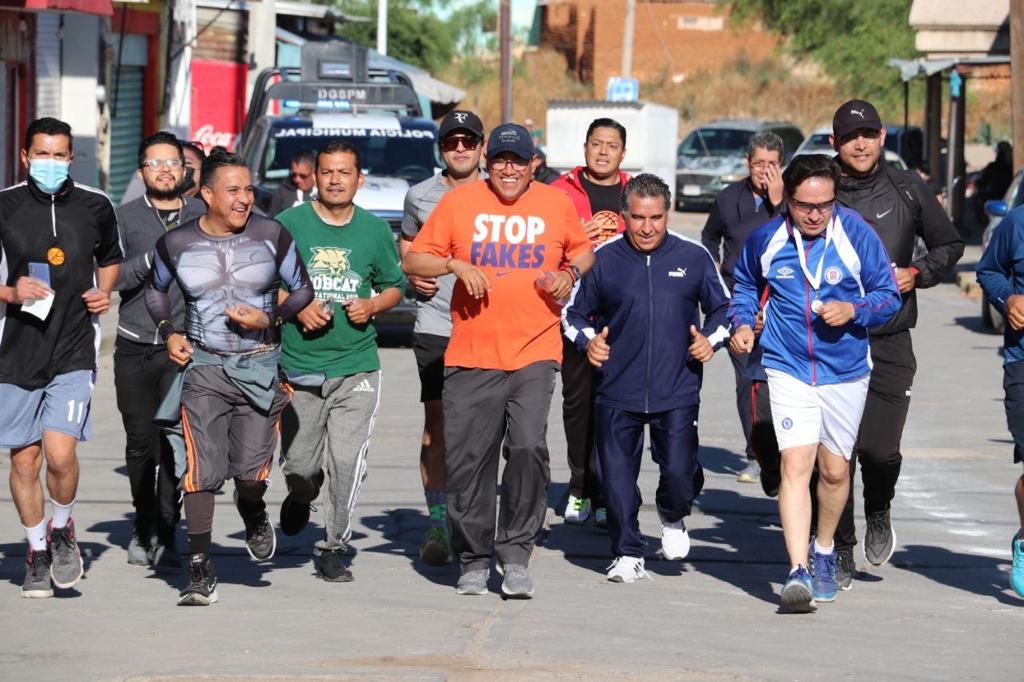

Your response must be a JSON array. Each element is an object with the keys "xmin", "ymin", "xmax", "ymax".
[{"xmin": 190, "ymin": 59, "xmax": 248, "ymax": 151}]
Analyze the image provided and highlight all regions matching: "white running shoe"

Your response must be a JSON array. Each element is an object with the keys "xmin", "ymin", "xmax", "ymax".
[
  {"xmin": 660, "ymin": 518, "xmax": 690, "ymax": 560},
  {"xmin": 606, "ymin": 556, "xmax": 651, "ymax": 583},
  {"xmin": 564, "ymin": 495, "xmax": 591, "ymax": 524}
]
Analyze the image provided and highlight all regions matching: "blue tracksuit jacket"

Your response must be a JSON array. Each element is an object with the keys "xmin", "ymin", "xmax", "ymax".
[
  {"xmin": 729, "ymin": 205, "xmax": 900, "ymax": 385},
  {"xmin": 976, "ymin": 205, "xmax": 1024, "ymax": 365},
  {"xmin": 562, "ymin": 231, "xmax": 731, "ymax": 413}
]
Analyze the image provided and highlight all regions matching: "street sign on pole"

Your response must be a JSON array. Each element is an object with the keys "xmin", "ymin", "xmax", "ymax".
[{"xmin": 606, "ymin": 77, "xmax": 640, "ymax": 102}]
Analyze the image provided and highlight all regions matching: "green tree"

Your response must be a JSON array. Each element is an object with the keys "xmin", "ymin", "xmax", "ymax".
[{"xmin": 725, "ymin": 0, "xmax": 917, "ymax": 116}]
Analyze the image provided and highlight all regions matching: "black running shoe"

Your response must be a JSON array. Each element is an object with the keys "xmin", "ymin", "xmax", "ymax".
[
  {"xmin": 279, "ymin": 494, "xmax": 312, "ymax": 536},
  {"xmin": 22, "ymin": 548, "xmax": 53, "ymax": 599},
  {"xmin": 318, "ymin": 548, "xmax": 353, "ymax": 582},
  {"xmin": 177, "ymin": 553, "xmax": 218, "ymax": 606},
  {"xmin": 836, "ymin": 547, "xmax": 855, "ymax": 591},
  {"xmin": 864, "ymin": 509, "xmax": 896, "ymax": 566},
  {"xmin": 243, "ymin": 512, "xmax": 277, "ymax": 562}
]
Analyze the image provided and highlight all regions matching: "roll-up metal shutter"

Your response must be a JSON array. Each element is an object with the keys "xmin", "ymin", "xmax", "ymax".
[
  {"xmin": 35, "ymin": 13, "xmax": 61, "ymax": 117},
  {"xmin": 108, "ymin": 66, "xmax": 144, "ymax": 203}
]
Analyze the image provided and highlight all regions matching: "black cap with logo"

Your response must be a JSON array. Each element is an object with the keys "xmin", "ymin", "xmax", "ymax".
[
  {"xmin": 832, "ymin": 99, "xmax": 884, "ymax": 139},
  {"xmin": 438, "ymin": 110, "xmax": 484, "ymax": 140},
  {"xmin": 486, "ymin": 123, "xmax": 535, "ymax": 160}
]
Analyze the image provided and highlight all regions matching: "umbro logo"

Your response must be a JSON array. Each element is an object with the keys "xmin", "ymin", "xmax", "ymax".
[
  {"xmin": 850, "ymin": 108, "xmax": 865, "ymax": 118},
  {"xmin": 777, "ymin": 266, "xmax": 795, "ymax": 279},
  {"xmin": 352, "ymin": 379, "xmax": 375, "ymax": 393},
  {"xmin": 668, "ymin": 267, "xmax": 687, "ymax": 278}
]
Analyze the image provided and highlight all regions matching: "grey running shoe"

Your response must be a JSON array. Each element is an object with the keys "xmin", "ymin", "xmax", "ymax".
[
  {"xmin": 153, "ymin": 543, "xmax": 183, "ymax": 571},
  {"xmin": 836, "ymin": 547, "xmax": 855, "ymax": 591},
  {"xmin": 48, "ymin": 519, "xmax": 84, "ymax": 589},
  {"xmin": 501, "ymin": 564, "xmax": 535, "ymax": 599},
  {"xmin": 177, "ymin": 553, "xmax": 218, "ymax": 606},
  {"xmin": 126, "ymin": 532, "xmax": 150, "ymax": 566},
  {"xmin": 737, "ymin": 460, "xmax": 761, "ymax": 483},
  {"xmin": 419, "ymin": 527, "xmax": 453, "ymax": 566},
  {"xmin": 22, "ymin": 549, "xmax": 53, "ymax": 599},
  {"xmin": 864, "ymin": 509, "xmax": 896, "ymax": 566},
  {"xmin": 318, "ymin": 548, "xmax": 354, "ymax": 582},
  {"xmin": 455, "ymin": 568, "xmax": 489, "ymax": 595},
  {"xmin": 243, "ymin": 512, "xmax": 277, "ymax": 562}
]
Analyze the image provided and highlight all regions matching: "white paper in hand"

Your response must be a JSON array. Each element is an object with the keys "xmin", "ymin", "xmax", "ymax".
[{"xmin": 22, "ymin": 290, "xmax": 55, "ymax": 320}]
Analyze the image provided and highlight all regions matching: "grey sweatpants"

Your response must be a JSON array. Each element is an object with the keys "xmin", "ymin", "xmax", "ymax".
[
  {"xmin": 279, "ymin": 370, "xmax": 381, "ymax": 550},
  {"xmin": 443, "ymin": 360, "xmax": 557, "ymax": 572}
]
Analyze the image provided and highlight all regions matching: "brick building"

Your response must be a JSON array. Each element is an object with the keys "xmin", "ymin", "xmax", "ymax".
[{"xmin": 538, "ymin": 0, "xmax": 779, "ymax": 99}]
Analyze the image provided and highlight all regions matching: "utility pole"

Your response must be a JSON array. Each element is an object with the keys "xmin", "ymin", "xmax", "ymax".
[
  {"xmin": 377, "ymin": 0, "xmax": 388, "ymax": 56},
  {"xmin": 1012, "ymin": 0, "xmax": 1024, "ymax": 172},
  {"xmin": 622, "ymin": 0, "xmax": 636, "ymax": 79},
  {"xmin": 500, "ymin": 0, "xmax": 512, "ymax": 123}
]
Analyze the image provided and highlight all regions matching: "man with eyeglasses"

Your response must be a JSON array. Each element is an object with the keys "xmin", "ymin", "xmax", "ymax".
[
  {"xmin": 269, "ymin": 149, "xmax": 317, "ymax": 217},
  {"xmin": 730, "ymin": 154, "xmax": 900, "ymax": 612},
  {"xmin": 113, "ymin": 132, "xmax": 206, "ymax": 570},
  {"xmin": 701, "ymin": 131, "xmax": 785, "ymax": 486},
  {"xmin": 404, "ymin": 123, "xmax": 594, "ymax": 598},
  {"xmin": 400, "ymin": 110, "xmax": 486, "ymax": 566},
  {"xmin": 828, "ymin": 100, "xmax": 963, "ymax": 584}
]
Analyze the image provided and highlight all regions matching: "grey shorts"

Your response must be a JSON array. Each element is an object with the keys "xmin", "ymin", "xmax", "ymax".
[{"xmin": 0, "ymin": 370, "xmax": 95, "ymax": 449}]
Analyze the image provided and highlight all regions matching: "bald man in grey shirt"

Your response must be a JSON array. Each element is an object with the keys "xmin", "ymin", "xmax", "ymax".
[{"xmin": 399, "ymin": 109, "xmax": 486, "ymax": 566}]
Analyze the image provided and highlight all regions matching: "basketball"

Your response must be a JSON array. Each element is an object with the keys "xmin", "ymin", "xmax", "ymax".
[
  {"xmin": 591, "ymin": 210, "xmax": 620, "ymax": 244},
  {"xmin": 47, "ymin": 247, "xmax": 65, "ymax": 266}
]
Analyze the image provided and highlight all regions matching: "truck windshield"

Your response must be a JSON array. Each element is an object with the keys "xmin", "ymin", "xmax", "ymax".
[
  {"xmin": 263, "ymin": 125, "xmax": 440, "ymax": 185},
  {"xmin": 678, "ymin": 129, "xmax": 754, "ymax": 158}
]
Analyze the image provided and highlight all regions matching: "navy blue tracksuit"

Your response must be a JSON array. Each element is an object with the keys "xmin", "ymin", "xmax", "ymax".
[{"xmin": 563, "ymin": 232, "xmax": 731, "ymax": 557}]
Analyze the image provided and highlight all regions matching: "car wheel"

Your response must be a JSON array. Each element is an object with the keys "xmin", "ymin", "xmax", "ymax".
[{"xmin": 982, "ymin": 299, "xmax": 1005, "ymax": 334}]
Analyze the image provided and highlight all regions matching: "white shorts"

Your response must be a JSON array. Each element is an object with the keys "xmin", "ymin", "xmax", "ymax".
[{"xmin": 764, "ymin": 368, "xmax": 869, "ymax": 459}]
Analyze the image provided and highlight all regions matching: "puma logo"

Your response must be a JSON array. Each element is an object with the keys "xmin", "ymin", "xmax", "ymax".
[{"xmin": 850, "ymin": 108, "xmax": 865, "ymax": 118}]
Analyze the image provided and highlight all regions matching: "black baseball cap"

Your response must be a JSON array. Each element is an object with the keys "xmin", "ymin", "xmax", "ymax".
[
  {"xmin": 832, "ymin": 99, "xmax": 883, "ymax": 139},
  {"xmin": 438, "ymin": 110, "xmax": 484, "ymax": 140},
  {"xmin": 486, "ymin": 123, "xmax": 535, "ymax": 161}
]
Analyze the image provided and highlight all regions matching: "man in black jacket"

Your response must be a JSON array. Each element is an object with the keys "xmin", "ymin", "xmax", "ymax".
[
  {"xmin": 0, "ymin": 117, "xmax": 122, "ymax": 598},
  {"xmin": 829, "ymin": 99, "xmax": 964, "ymax": 584},
  {"xmin": 268, "ymin": 149, "xmax": 316, "ymax": 217},
  {"xmin": 701, "ymin": 131, "xmax": 785, "ymax": 485},
  {"xmin": 114, "ymin": 132, "xmax": 206, "ymax": 570}
]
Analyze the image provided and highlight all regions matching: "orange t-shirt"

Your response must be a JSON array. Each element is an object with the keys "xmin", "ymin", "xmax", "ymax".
[{"xmin": 410, "ymin": 180, "xmax": 591, "ymax": 370}]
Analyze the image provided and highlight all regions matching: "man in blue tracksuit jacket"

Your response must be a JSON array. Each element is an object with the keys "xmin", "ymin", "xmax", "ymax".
[
  {"xmin": 563, "ymin": 174, "xmax": 730, "ymax": 584},
  {"xmin": 730, "ymin": 154, "xmax": 899, "ymax": 613},
  {"xmin": 974, "ymin": 204, "xmax": 1024, "ymax": 598}
]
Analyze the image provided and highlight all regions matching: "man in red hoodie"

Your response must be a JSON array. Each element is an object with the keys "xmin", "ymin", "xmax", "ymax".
[{"xmin": 552, "ymin": 118, "xmax": 629, "ymax": 525}]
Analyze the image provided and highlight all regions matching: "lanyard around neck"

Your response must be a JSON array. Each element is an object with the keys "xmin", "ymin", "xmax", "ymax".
[{"xmin": 792, "ymin": 219, "xmax": 833, "ymax": 292}]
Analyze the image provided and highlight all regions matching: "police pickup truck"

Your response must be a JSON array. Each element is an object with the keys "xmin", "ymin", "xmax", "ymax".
[{"xmin": 238, "ymin": 42, "xmax": 441, "ymax": 341}]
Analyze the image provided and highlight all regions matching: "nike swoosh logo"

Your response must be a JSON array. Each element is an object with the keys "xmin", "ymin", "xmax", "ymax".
[
  {"xmin": 876, "ymin": 208, "xmax": 894, "ymax": 219},
  {"xmin": 495, "ymin": 271, "xmax": 512, "ymax": 277}
]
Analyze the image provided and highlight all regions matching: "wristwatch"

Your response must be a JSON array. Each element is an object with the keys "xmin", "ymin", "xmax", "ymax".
[{"xmin": 563, "ymin": 264, "xmax": 582, "ymax": 282}]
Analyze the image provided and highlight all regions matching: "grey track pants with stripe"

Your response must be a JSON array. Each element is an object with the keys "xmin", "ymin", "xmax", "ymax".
[{"xmin": 279, "ymin": 370, "xmax": 381, "ymax": 550}]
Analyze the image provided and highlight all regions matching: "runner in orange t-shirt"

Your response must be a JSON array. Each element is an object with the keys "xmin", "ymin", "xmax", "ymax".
[{"xmin": 405, "ymin": 123, "xmax": 593, "ymax": 599}]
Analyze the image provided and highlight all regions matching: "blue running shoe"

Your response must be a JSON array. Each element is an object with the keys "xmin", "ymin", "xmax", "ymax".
[
  {"xmin": 1011, "ymin": 533, "xmax": 1024, "ymax": 598},
  {"xmin": 811, "ymin": 547, "xmax": 837, "ymax": 603},
  {"xmin": 781, "ymin": 566, "xmax": 817, "ymax": 613}
]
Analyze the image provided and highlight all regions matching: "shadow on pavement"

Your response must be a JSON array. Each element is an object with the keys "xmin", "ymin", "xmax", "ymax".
[
  {"xmin": 891, "ymin": 544, "xmax": 1022, "ymax": 606},
  {"xmin": 360, "ymin": 508, "xmax": 456, "ymax": 587},
  {"xmin": 700, "ymin": 445, "xmax": 748, "ymax": 476},
  {"xmin": 952, "ymin": 315, "xmax": 998, "ymax": 335},
  {"xmin": 0, "ymin": 540, "xmax": 110, "ymax": 598}
]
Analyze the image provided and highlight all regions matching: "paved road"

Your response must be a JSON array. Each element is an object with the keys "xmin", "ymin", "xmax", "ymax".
[{"xmin": 1, "ymin": 212, "xmax": 1022, "ymax": 680}]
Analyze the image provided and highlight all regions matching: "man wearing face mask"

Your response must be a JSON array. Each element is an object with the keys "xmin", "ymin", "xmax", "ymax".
[
  {"xmin": 701, "ymin": 131, "xmax": 785, "ymax": 486},
  {"xmin": 828, "ymin": 100, "xmax": 963, "ymax": 584},
  {"xmin": 180, "ymin": 142, "xmax": 206, "ymax": 199},
  {"xmin": 0, "ymin": 117, "xmax": 122, "ymax": 598},
  {"xmin": 113, "ymin": 132, "xmax": 206, "ymax": 570}
]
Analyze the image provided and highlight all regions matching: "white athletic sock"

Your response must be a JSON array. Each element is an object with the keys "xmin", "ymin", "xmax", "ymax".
[
  {"xmin": 814, "ymin": 539, "xmax": 835, "ymax": 555},
  {"xmin": 24, "ymin": 520, "xmax": 47, "ymax": 551},
  {"xmin": 50, "ymin": 499, "xmax": 75, "ymax": 529}
]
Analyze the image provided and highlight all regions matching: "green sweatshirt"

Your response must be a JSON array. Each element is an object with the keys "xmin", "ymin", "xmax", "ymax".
[{"xmin": 278, "ymin": 202, "xmax": 406, "ymax": 378}]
